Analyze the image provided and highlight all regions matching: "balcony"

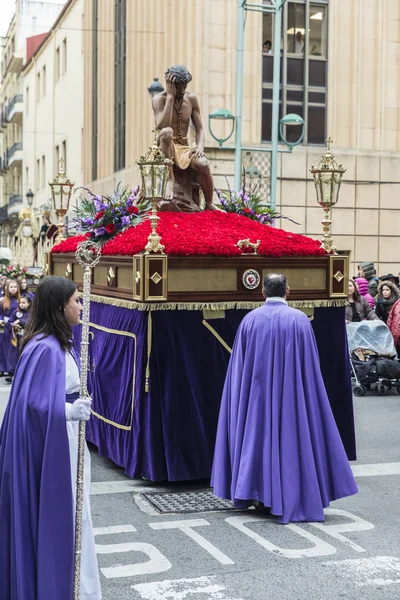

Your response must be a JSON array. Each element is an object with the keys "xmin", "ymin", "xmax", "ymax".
[
  {"xmin": 7, "ymin": 142, "xmax": 23, "ymax": 167},
  {"xmin": 7, "ymin": 94, "xmax": 23, "ymax": 124},
  {"xmin": 3, "ymin": 52, "xmax": 23, "ymax": 77},
  {"xmin": 0, "ymin": 206, "xmax": 8, "ymax": 223},
  {"xmin": 1, "ymin": 106, "xmax": 8, "ymax": 129},
  {"xmin": 7, "ymin": 194, "xmax": 23, "ymax": 216},
  {"xmin": 0, "ymin": 151, "xmax": 9, "ymax": 174}
]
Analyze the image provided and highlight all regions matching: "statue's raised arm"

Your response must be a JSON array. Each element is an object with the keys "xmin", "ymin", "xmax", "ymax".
[{"xmin": 152, "ymin": 65, "xmax": 216, "ymax": 212}]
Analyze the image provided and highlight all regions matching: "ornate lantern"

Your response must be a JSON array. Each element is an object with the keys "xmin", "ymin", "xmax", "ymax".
[
  {"xmin": 48, "ymin": 158, "xmax": 75, "ymax": 243},
  {"xmin": 136, "ymin": 134, "xmax": 173, "ymax": 254},
  {"xmin": 310, "ymin": 138, "xmax": 346, "ymax": 253}
]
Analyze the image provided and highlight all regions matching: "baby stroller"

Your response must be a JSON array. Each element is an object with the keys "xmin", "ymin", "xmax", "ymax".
[{"xmin": 347, "ymin": 320, "xmax": 400, "ymax": 396}]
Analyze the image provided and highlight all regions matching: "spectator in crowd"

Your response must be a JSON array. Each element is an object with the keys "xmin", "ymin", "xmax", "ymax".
[
  {"xmin": 358, "ymin": 262, "xmax": 378, "ymax": 297},
  {"xmin": 379, "ymin": 273, "xmax": 399, "ymax": 287},
  {"xmin": 346, "ymin": 279, "xmax": 378, "ymax": 323},
  {"xmin": 375, "ymin": 281, "xmax": 400, "ymax": 324},
  {"xmin": 387, "ymin": 296, "xmax": 400, "ymax": 355},
  {"xmin": 354, "ymin": 276, "xmax": 375, "ymax": 308},
  {"xmin": 0, "ymin": 280, "xmax": 21, "ymax": 376},
  {"xmin": 263, "ymin": 40, "xmax": 272, "ymax": 54}
]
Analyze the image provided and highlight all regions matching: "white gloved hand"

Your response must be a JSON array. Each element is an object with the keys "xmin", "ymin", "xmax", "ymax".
[{"xmin": 65, "ymin": 397, "xmax": 92, "ymax": 422}]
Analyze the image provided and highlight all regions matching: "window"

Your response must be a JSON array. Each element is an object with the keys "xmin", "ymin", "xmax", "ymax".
[
  {"xmin": 62, "ymin": 140, "xmax": 67, "ymax": 172},
  {"xmin": 261, "ymin": 0, "xmax": 328, "ymax": 145},
  {"xmin": 114, "ymin": 0, "xmax": 126, "ymax": 172},
  {"xmin": 37, "ymin": 72, "xmax": 41, "ymax": 101},
  {"xmin": 92, "ymin": 0, "xmax": 98, "ymax": 180},
  {"xmin": 55, "ymin": 144, "xmax": 60, "ymax": 170},
  {"xmin": 25, "ymin": 86, "xmax": 29, "ymax": 116},
  {"xmin": 62, "ymin": 38, "xmax": 67, "ymax": 74},
  {"xmin": 55, "ymin": 47, "xmax": 60, "ymax": 81},
  {"xmin": 42, "ymin": 66, "xmax": 46, "ymax": 96},
  {"xmin": 309, "ymin": 5, "xmax": 327, "ymax": 57},
  {"xmin": 36, "ymin": 159, "xmax": 40, "ymax": 190},
  {"xmin": 41, "ymin": 155, "xmax": 46, "ymax": 189},
  {"xmin": 25, "ymin": 167, "xmax": 29, "ymax": 190}
]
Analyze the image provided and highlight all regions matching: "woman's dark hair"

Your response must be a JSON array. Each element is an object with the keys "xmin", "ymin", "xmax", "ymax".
[
  {"xmin": 20, "ymin": 276, "xmax": 77, "ymax": 353},
  {"xmin": 349, "ymin": 278, "xmax": 361, "ymax": 302},
  {"xmin": 18, "ymin": 276, "xmax": 28, "ymax": 290}
]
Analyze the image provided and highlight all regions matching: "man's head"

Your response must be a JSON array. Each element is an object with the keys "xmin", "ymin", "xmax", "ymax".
[
  {"xmin": 165, "ymin": 65, "xmax": 192, "ymax": 99},
  {"xmin": 263, "ymin": 40, "xmax": 271, "ymax": 52},
  {"xmin": 262, "ymin": 273, "xmax": 289, "ymax": 299},
  {"xmin": 296, "ymin": 31, "xmax": 303, "ymax": 42}
]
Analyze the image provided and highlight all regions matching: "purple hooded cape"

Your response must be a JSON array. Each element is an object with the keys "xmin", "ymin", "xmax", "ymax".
[
  {"xmin": 0, "ymin": 335, "xmax": 74, "ymax": 599},
  {"xmin": 211, "ymin": 302, "xmax": 358, "ymax": 524}
]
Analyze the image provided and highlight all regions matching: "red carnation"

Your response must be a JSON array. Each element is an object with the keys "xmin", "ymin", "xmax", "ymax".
[
  {"xmin": 95, "ymin": 210, "xmax": 105, "ymax": 220},
  {"xmin": 105, "ymin": 223, "xmax": 116, "ymax": 234},
  {"xmin": 243, "ymin": 208, "xmax": 252, "ymax": 214},
  {"xmin": 127, "ymin": 205, "xmax": 139, "ymax": 215}
]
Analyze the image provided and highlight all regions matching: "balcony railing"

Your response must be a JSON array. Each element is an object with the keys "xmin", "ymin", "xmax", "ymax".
[
  {"xmin": 8, "ymin": 142, "xmax": 23, "ymax": 163},
  {"xmin": 9, "ymin": 194, "xmax": 23, "ymax": 206},
  {"xmin": 7, "ymin": 94, "xmax": 23, "ymax": 122},
  {"xmin": 0, "ymin": 151, "xmax": 9, "ymax": 173},
  {"xmin": 0, "ymin": 205, "xmax": 8, "ymax": 223}
]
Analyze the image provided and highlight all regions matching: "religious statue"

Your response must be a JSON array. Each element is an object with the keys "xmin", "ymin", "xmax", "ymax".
[
  {"xmin": 152, "ymin": 64, "xmax": 216, "ymax": 212},
  {"xmin": 14, "ymin": 208, "xmax": 38, "ymax": 267},
  {"xmin": 39, "ymin": 211, "xmax": 58, "ymax": 242}
]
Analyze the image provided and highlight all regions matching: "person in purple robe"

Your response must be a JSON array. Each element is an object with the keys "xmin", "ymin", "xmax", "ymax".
[
  {"xmin": 0, "ymin": 276, "xmax": 102, "ymax": 600},
  {"xmin": 211, "ymin": 273, "xmax": 358, "ymax": 525},
  {"xmin": 5, "ymin": 294, "xmax": 33, "ymax": 383},
  {"xmin": 19, "ymin": 276, "xmax": 35, "ymax": 300},
  {"xmin": 0, "ymin": 279, "xmax": 20, "ymax": 377}
]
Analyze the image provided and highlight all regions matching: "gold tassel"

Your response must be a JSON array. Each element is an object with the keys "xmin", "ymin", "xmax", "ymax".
[
  {"xmin": 145, "ymin": 311, "xmax": 152, "ymax": 393},
  {"xmin": 86, "ymin": 293, "xmax": 346, "ymax": 311}
]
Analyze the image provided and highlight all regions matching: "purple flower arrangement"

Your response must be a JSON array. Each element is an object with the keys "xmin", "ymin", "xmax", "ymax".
[
  {"xmin": 216, "ymin": 171, "xmax": 299, "ymax": 226},
  {"xmin": 71, "ymin": 184, "xmax": 150, "ymax": 245}
]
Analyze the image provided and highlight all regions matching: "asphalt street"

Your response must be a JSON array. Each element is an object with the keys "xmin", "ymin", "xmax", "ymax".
[{"xmin": 0, "ymin": 385, "xmax": 399, "ymax": 599}]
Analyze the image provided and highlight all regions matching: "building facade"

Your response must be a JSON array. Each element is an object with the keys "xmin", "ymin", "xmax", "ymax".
[
  {"xmin": 22, "ymin": 0, "xmax": 84, "ymax": 222},
  {"xmin": 79, "ymin": 0, "xmax": 400, "ymax": 276},
  {"xmin": 0, "ymin": 0, "xmax": 66, "ymax": 236}
]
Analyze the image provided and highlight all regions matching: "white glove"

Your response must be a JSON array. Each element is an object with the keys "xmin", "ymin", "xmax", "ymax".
[{"xmin": 65, "ymin": 397, "xmax": 92, "ymax": 422}]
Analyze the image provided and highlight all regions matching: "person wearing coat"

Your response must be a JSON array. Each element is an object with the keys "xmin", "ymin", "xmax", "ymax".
[
  {"xmin": 375, "ymin": 280, "xmax": 400, "ymax": 324},
  {"xmin": 354, "ymin": 277, "xmax": 375, "ymax": 308},
  {"xmin": 346, "ymin": 279, "xmax": 379, "ymax": 323},
  {"xmin": 387, "ymin": 298, "xmax": 400, "ymax": 353},
  {"xmin": 358, "ymin": 262, "xmax": 378, "ymax": 297}
]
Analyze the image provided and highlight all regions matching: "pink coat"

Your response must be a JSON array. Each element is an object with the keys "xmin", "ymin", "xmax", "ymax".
[{"xmin": 354, "ymin": 277, "xmax": 375, "ymax": 308}]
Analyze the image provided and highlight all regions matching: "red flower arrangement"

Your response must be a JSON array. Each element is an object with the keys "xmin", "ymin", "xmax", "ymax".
[{"xmin": 53, "ymin": 211, "xmax": 326, "ymax": 258}]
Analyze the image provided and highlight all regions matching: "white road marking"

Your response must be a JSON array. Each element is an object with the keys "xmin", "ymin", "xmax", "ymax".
[
  {"xmin": 94, "ymin": 524, "xmax": 171, "ymax": 579},
  {"xmin": 323, "ymin": 556, "xmax": 400, "ymax": 587},
  {"xmin": 225, "ymin": 515, "xmax": 336, "ymax": 559},
  {"xmin": 132, "ymin": 576, "xmax": 244, "ymax": 599},
  {"xmin": 150, "ymin": 519, "xmax": 235, "ymax": 565},
  {"xmin": 310, "ymin": 508, "xmax": 373, "ymax": 553},
  {"xmin": 90, "ymin": 462, "xmax": 400, "ymax": 496},
  {"xmin": 351, "ymin": 462, "xmax": 400, "ymax": 477}
]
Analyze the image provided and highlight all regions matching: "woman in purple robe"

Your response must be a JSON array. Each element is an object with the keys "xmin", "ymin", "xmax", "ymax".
[
  {"xmin": 0, "ymin": 276, "xmax": 102, "ymax": 600},
  {"xmin": 19, "ymin": 276, "xmax": 35, "ymax": 301},
  {"xmin": 5, "ymin": 294, "xmax": 33, "ymax": 383},
  {"xmin": 212, "ymin": 273, "xmax": 358, "ymax": 525},
  {"xmin": 0, "ymin": 279, "xmax": 20, "ymax": 376}
]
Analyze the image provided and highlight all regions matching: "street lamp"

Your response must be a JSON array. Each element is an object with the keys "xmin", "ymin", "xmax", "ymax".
[
  {"xmin": 310, "ymin": 137, "xmax": 346, "ymax": 254},
  {"xmin": 136, "ymin": 134, "xmax": 173, "ymax": 254},
  {"xmin": 279, "ymin": 114, "xmax": 305, "ymax": 151},
  {"xmin": 208, "ymin": 108, "xmax": 235, "ymax": 148},
  {"xmin": 147, "ymin": 77, "xmax": 165, "ymax": 98},
  {"xmin": 48, "ymin": 158, "xmax": 75, "ymax": 243},
  {"xmin": 26, "ymin": 189, "xmax": 34, "ymax": 208}
]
